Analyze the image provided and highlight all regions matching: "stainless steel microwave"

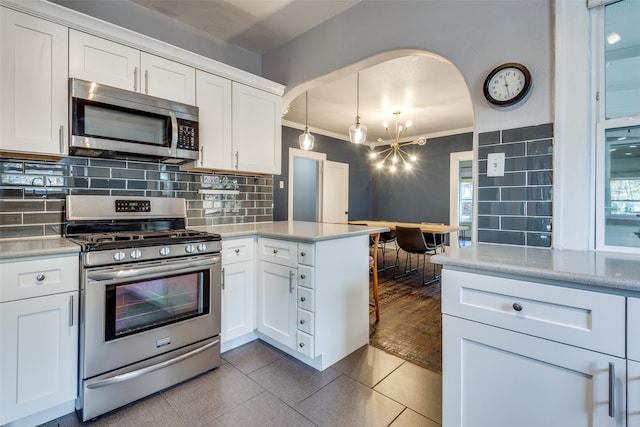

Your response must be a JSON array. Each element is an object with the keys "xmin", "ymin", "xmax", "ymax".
[{"xmin": 69, "ymin": 78, "xmax": 199, "ymax": 164}]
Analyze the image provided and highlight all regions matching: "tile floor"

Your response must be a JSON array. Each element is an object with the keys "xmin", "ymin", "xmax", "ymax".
[{"xmin": 44, "ymin": 341, "xmax": 442, "ymax": 427}]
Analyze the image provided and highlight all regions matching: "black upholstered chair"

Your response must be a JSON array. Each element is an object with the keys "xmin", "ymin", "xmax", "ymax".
[
  {"xmin": 394, "ymin": 226, "xmax": 439, "ymax": 285},
  {"xmin": 377, "ymin": 230, "xmax": 399, "ymax": 272}
]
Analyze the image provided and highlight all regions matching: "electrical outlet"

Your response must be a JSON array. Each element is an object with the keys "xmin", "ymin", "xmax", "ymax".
[{"xmin": 487, "ymin": 152, "xmax": 505, "ymax": 177}]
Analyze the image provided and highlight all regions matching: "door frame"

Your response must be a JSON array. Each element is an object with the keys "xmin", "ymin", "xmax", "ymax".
[
  {"xmin": 449, "ymin": 150, "xmax": 473, "ymax": 248},
  {"xmin": 288, "ymin": 147, "xmax": 326, "ymax": 221}
]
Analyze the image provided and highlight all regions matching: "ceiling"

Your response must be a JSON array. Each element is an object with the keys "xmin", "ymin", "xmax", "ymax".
[{"xmin": 129, "ymin": 0, "xmax": 474, "ymax": 145}]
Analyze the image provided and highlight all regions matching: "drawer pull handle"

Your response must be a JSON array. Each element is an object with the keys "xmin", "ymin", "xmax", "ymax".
[
  {"xmin": 300, "ymin": 319, "xmax": 306, "ymax": 324},
  {"xmin": 299, "ymin": 342, "xmax": 305, "ymax": 348},
  {"xmin": 273, "ymin": 249, "xmax": 278, "ymax": 254},
  {"xmin": 300, "ymin": 296, "xmax": 306, "ymax": 302},
  {"xmin": 512, "ymin": 302, "xmax": 523, "ymax": 312},
  {"xmin": 300, "ymin": 274, "xmax": 306, "ymax": 279},
  {"xmin": 301, "ymin": 252, "xmax": 306, "ymax": 257},
  {"xmin": 36, "ymin": 274, "xmax": 45, "ymax": 282},
  {"xmin": 235, "ymin": 249, "xmax": 240, "ymax": 254}
]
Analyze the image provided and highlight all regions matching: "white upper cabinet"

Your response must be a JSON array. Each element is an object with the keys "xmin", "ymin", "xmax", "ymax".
[
  {"xmin": 69, "ymin": 30, "xmax": 195, "ymax": 105},
  {"xmin": 195, "ymin": 70, "xmax": 233, "ymax": 169},
  {"xmin": 0, "ymin": 8, "xmax": 68, "ymax": 156},
  {"xmin": 232, "ymin": 82, "xmax": 282, "ymax": 174}
]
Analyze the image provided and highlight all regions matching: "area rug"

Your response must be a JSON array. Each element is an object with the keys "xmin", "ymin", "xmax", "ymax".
[{"xmin": 369, "ymin": 250, "xmax": 442, "ymax": 374}]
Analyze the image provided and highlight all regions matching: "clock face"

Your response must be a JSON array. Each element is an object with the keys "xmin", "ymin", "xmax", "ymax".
[{"xmin": 483, "ymin": 63, "xmax": 531, "ymax": 106}]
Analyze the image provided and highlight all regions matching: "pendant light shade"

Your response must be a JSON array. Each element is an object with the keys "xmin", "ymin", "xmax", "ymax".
[
  {"xmin": 299, "ymin": 92, "xmax": 314, "ymax": 151},
  {"xmin": 349, "ymin": 73, "xmax": 367, "ymax": 144}
]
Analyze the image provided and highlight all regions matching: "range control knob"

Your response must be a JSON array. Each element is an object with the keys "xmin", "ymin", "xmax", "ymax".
[
  {"xmin": 185, "ymin": 244, "xmax": 196, "ymax": 254},
  {"xmin": 113, "ymin": 251, "xmax": 126, "ymax": 261},
  {"xmin": 130, "ymin": 249, "xmax": 142, "ymax": 259},
  {"xmin": 159, "ymin": 247, "xmax": 170, "ymax": 256},
  {"xmin": 197, "ymin": 243, "xmax": 207, "ymax": 252}
]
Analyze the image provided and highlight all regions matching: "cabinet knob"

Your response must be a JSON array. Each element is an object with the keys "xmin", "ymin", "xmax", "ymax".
[
  {"xmin": 36, "ymin": 274, "xmax": 45, "ymax": 282},
  {"xmin": 512, "ymin": 302, "xmax": 523, "ymax": 312},
  {"xmin": 300, "ymin": 274, "xmax": 306, "ymax": 279},
  {"xmin": 300, "ymin": 319, "xmax": 306, "ymax": 324},
  {"xmin": 301, "ymin": 252, "xmax": 306, "ymax": 257},
  {"xmin": 235, "ymin": 248, "xmax": 240, "ymax": 254},
  {"xmin": 273, "ymin": 249, "xmax": 278, "ymax": 254},
  {"xmin": 299, "ymin": 342, "xmax": 305, "ymax": 348},
  {"xmin": 300, "ymin": 296, "xmax": 306, "ymax": 302}
]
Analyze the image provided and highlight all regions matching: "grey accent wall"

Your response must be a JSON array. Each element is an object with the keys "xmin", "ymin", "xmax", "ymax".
[
  {"xmin": 477, "ymin": 123, "xmax": 553, "ymax": 247},
  {"xmin": 0, "ymin": 157, "xmax": 272, "ymax": 238},
  {"xmin": 275, "ymin": 127, "xmax": 472, "ymax": 224},
  {"xmin": 371, "ymin": 133, "xmax": 472, "ymax": 224}
]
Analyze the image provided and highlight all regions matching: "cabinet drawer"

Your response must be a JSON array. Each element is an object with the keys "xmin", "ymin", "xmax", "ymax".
[
  {"xmin": 441, "ymin": 269, "xmax": 625, "ymax": 357},
  {"xmin": 296, "ymin": 330, "xmax": 314, "ymax": 357},
  {"xmin": 258, "ymin": 238, "xmax": 297, "ymax": 268},
  {"xmin": 297, "ymin": 286, "xmax": 314, "ymax": 312},
  {"xmin": 297, "ymin": 308, "xmax": 314, "ymax": 335},
  {"xmin": 298, "ymin": 243, "xmax": 314, "ymax": 266},
  {"xmin": 297, "ymin": 265, "xmax": 314, "ymax": 289},
  {"xmin": 222, "ymin": 237, "xmax": 254, "ymax": 264},
  {"xmin": 0, "ymin": 254, "xmax": 79, "ymax": 302}
]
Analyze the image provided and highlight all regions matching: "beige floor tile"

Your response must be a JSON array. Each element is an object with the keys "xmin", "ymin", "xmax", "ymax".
[
  {"xmin": 295, "ymin": 375, "xmax": 404, "ymax": 427},
  {"xmin": 248, "ymin": 356, "xmax": 341, "ymax": 406},
  {"xmin": 332, "ymin": 344, "xmax": 405, "ymax": 388},
  {"xmin": 86, "ymin": 393, "xmax": 186, "ymax": 427},
  {"xmin": 390, "ymin": 408, "xmax": 441, "ymax": 427},
  {"xmin": 374, "ymin": 361, "xmax": 442, "ymax": 423}
]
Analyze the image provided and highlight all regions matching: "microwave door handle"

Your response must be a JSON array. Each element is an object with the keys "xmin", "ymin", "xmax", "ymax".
[{"xmin": 169, "ymin": 112, "xmax": 178, "ymax": 156}]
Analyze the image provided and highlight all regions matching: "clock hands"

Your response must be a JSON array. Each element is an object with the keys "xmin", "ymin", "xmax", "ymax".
[{"xmin": 503, "ymin": 75, "xmax": 511, "ymax": 98}]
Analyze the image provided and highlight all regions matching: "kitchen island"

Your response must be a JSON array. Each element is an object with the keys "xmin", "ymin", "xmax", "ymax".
[
  {"xmin": 195, "ymin": 221, "xmax": 388, "ymax": 370},
  {"xmin": 432, "ymin": 244, "xmax": 640, "ymax": 427}
]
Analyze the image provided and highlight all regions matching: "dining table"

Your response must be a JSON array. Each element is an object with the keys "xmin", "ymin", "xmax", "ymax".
[{"xmin": 348, "ymin": 220, "xmax": 468, "ymax": 236}]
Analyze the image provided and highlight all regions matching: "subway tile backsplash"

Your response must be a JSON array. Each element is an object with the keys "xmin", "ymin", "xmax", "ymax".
[
  {"xmin": 477, "ymin": 123, "xmax": 553, "ymax": 248},
  {"xmin": 0, "ymin": 157, "xmax": 273, "ymax": 239}
]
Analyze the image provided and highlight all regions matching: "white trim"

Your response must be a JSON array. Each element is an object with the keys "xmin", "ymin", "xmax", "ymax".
[
  {"xmin": 0, "ymin": 0, "xmax": 284, "ymax": 95},
  {"xmin": 287, "ymin": 148, "xmax": 326, "ymax": 221},
  {"xmin": 449, "ymin": 151, "xmax": 473, "ymax": 249}
]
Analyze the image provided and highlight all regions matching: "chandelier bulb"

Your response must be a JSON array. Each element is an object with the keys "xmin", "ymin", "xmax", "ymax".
[
  {"xmin": 370, "ymin": 152, "xmax": 377, "ymax": 158},
  {"xmin": 376, "ymin": 161, "xmax": 384, "ymax": 169},
  {"xmin": 390, "ymin": 165, "xmax": 397, "ymax": 172},
  {"xmin": 410, "ymin": 154, "xmax": 417, "ymax": 161}
]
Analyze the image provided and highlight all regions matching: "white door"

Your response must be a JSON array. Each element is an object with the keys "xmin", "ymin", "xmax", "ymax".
[
  {"xmin": 321, "ymin": 160, "xmax": 349, "ymax": 223},
  {"xmin": 443, "ymin": 315, "xmax": 625, "ymax": 427}
]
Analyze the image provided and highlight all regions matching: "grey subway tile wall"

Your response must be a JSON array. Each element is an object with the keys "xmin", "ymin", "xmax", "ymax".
[
  {"xmin": 0, "ymin": 157, "xmax": 273, "ymax": 238},
  {"xmin": 477, "ymin": 123, "xmax": 553, "ymax": 247}
]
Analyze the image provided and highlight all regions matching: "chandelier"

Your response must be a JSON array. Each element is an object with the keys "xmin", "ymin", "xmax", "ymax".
[{"xmin": 369, "ymin": 111, "xmax": 426, "ymax": 171}]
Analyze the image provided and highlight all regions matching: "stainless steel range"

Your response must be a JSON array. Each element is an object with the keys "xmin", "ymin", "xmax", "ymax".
[{"xmin": 65, "ymin": 195, "xmax": 222, "ymax": 421}]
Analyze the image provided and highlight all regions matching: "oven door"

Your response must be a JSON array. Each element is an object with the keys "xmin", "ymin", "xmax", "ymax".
[{"xmin": 81, "ymin": 255, "xmax": 221, "ymax": 379}]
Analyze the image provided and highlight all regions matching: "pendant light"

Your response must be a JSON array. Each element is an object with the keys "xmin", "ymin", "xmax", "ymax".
[
  {"xmin": 299, "ymin": 92, "xmax": 314, "ymax": 151},
  {"xmin": 349, "ymin": 72, "xmax": 367, "ymax": 144}
]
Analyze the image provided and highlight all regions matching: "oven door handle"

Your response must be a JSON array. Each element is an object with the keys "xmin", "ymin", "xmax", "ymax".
[
  {"xmin": 87, "ymin": 258, "xmax": 218, "ymax": 282},
  {"xmin": 86, "ymin": 339, "xmax": 219, "ymax": 389}
]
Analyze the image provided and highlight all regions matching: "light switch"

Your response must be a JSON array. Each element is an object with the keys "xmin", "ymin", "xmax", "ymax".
[
  {"xmin": 487, "ymin": 152, "xmax": 505, "ymax": 177},
  {"xmin": 279, "ymin": 181, "xmax": 284, "ymax": 189}
]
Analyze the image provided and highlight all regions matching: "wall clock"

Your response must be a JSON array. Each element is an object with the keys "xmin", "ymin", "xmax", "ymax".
[{"xmin": 483, "ymin": 62, "xmax": 532, "ymax": 107}]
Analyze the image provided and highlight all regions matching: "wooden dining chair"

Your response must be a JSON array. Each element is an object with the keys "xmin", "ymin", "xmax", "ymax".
[{"xmin": 369, "ymin": 232, "xmax": 380, "ymax": 321}]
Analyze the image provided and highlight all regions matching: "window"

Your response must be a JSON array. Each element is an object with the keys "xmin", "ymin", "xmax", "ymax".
[{"xmin": 595, "ymin": 0, "xmax": 640, "ymax": 252}]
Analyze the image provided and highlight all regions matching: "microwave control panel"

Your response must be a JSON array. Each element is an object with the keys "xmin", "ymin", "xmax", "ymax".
[{"xmin": 177, "ymin": 123, "xmax": 198, "ymax": 151}]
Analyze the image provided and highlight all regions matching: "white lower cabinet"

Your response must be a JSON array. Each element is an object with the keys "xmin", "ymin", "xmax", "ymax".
[
  {"xmin": 443, "ymin": 315, "xmax": 625, "ymax": 427},
  {"xmin": 0, "ymin": 254, "xmax": 79, "ymax": 426},
  {"xmin": 442, "ymin": 269, "xmax": 626, "ymax": 427},
  {"xmin": 257, "ymin": 259, "xmax": 297, "ymax": 349}
]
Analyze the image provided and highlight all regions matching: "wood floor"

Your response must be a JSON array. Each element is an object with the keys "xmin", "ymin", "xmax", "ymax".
[{"xmin": 369, "ymin": 244, "xmax": 443, "ymax": 374}]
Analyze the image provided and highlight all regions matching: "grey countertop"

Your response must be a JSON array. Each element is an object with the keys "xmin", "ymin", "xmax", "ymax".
[
  {"xmin": 0, "ymin": 237, "xmax": 81, "ymax": 260},
  {"xmin": 192, "ymin": 221, "xmax": 389, "ymax": 242},
  {"xmin": 431, "ymin": 243, "xmax": 640, "ymax": 293}
]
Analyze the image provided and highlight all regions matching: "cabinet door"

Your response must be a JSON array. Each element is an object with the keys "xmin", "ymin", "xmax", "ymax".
[
  {"xmin": 221, "ymin": 260, "xmax": 255, "ymax": 343},
  {"xmin": 443, "ymin": 315, "xmax": 625, "ymax": 427},
  {"xmin": 232, "ymin": 82, "xmax": 282, "ymax": 174},
  {"xmin": 69, "ymin": 29, "xmax": 139, "ymax": 92},
  {"xmin": 195, "ymin": 70, "xmax": 232, "ymax": 169},
  {"xmin": 629, "ymin": 360, "xmax": 640, "ymax": 427},
  {"xmin": 141, "ymin": 52, "xmax": 195, "ymax": 104},
  {"xmin": 0, "ymin": 8, "xmax": 68, "ymax": 156},
  {"xmin": 0, "ymin": 292, "xmax": 78, "ymax": 425},
  {"xmin": 257, "ymin": 261, "xmax": 296, "ymax": 349}
]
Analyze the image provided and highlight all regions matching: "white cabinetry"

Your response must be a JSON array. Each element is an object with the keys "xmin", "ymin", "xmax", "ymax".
[
  {"xmin": 0, "ymin": 7, "xmax": 68, "ymax": 156},
  {"xmin": 220, "ymin": 237, "xmax": 256, "ymax": 351},
  {"xmin": 627, "ymin": 297, "xmax": 640, "ymax": 426},
  {"xmin": 195, "ymin": 70, "xmax": 232, "ymax": 169},
  {"xmin": 69, "ymin": 30, "xmax": 195, "ymax": 104},
  {"xmin": 441, "ymin": 269, "xmax": 626, "ymax": 427},
  {"xmin": 257, "ymin": 238, "xmax": 298, "ymax": 349},
  {"xmin": 0, "ymin": 254, "xmax": 79, "ymax": 426}
]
